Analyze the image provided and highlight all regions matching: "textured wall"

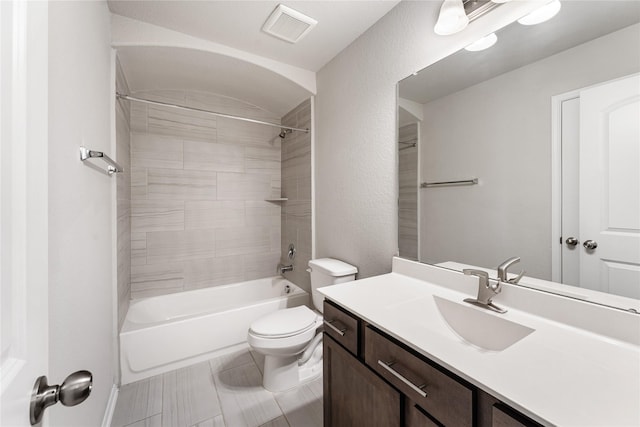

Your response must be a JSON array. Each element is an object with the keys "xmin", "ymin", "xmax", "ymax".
[
  {"xmin": 281, "ymin": 99, "xmax": 312, "ymax": 293},
  {"xmin": 128, "ymin": 90, "xmax": 282, "ymax": 299},
  {"xmin": 115, "ymin": 57, "xmax": 131, "ymax": 331},
  {"xmin": 314, "ymin": 1, "xmax": 539, "ymax": 278}
]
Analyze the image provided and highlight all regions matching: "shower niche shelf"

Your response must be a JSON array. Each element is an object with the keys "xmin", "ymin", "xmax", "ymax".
[{"xmin": 265, "ymin": 198, "xmax": 288, "ymax": 202}]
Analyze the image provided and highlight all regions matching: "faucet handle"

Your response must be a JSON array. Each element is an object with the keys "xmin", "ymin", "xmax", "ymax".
[
  {"xmin": 462, "ymin": 268, "xmax": 502, "ymax": 294},
  {"xmin": 507, "ymin": 269, "xmax": 526, "ymax": 284},
  {"xmin": 463, "ymin": 269, "xmax": 490, "ymax": 289},
  {"xmin": 463, "ymin": 269, "xmax": 489, "ymax": 280}
]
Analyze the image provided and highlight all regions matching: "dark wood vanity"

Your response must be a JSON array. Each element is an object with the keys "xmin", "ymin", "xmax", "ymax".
[{"xmin": 322, "ymin": 300, "xmax": 542, "ymax": 427}]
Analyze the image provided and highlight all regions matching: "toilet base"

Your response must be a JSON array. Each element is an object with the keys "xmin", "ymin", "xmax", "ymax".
[
  {"xmin": 262, "ymin": 342, "xmax": 323, "ymax": 392},
  {"xmin": 299, "ymin": 339, "xmax": 323, "ymax": 384},
  {"xmin": 298, "ymin": 358, "xmax": 322, "ymax": 384},
  {"xmin": 263, "ymin": 355, "xmax": 299, "ymax": 392}
]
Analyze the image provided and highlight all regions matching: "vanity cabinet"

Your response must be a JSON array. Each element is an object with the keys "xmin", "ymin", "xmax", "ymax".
[
  {"xmin": 365, "ymin": 325, "xmax": 473, "ymax": 427},
  {"xmin": 322, "ymin": 299, "xmax": 360, "ymax": 355},
  {"xmin": 491, "ymin": 404, "xmax": 540, "ymax": 427},
  {"xmin": 323, "ymin": 334, "xmax": 400, "ymax": 426},
  {"xmin": 323, "ymin": 300, "xmax": 542, "ymax": 427},
  {"xmin": 404, "ymin": 400, "xmax": 440, "ymax": 427}
]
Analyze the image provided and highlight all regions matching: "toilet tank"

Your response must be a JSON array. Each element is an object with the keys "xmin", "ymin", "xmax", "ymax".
[{"xmin": 308, "ymin": 258, "xmax": 357, "ymax": 312}]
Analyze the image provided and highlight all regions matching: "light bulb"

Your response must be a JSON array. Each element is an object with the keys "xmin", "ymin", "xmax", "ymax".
[
  {"xmin": 464, "ymin": 33, "xmax": 498, "ymax": 52},
  {"xmin": 434, "ymin": 0, "xmax": 469, "ymax": 36},
  {"xmin": 517, "ymin": 0, "xmax": 561, "ymax": 26}
]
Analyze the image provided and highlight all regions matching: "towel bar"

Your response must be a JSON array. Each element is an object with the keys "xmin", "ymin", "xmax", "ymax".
[{"xmin": 79, "ymin": 147, "xmax": 123, "ymax": 175}]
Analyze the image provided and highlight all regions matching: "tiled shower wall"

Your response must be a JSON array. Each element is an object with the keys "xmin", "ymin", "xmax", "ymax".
[
  {"xmin": 398, "ymin": 123, "xmax": 418, "ymax": 261},
  {"xmin": 115, "ymin": 58, "xmax": 131, "ymax": 330},
  {"xmin": 129, "ymin": 90, "xmax": 282, "ymax": 299},
  {"xmin": 281, "ymin": 99, "xmax": 312, "ymax": 293}
]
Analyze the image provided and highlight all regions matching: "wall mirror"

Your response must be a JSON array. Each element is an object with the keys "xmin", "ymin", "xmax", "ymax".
[{"xmin": 397, "ymin": 0, "xmax": 640, "ymax": 312}]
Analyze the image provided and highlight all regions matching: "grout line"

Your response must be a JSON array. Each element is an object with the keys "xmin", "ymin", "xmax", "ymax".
[
  {"xmin": 208, "ymin": 356, "xmax": 228, "ymax": 427},
  {"xmin": 271, "ymin": 396, "xmax": 293, "ymax": 427},
  {"xmin": 258, "ymin": 415, "xmax": 291, "ymax": 427}
]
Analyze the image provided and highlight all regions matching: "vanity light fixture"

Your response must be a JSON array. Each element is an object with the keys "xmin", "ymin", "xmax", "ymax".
[
  {"xmin": 464, "ymin": 32, "xmax": 497, "ymax": 51},
  {"xmin": 434, "ymin": 0, "xmax": 469, "ymax": 35},
  {"xmin": 517, "ymin": 0, "xmax": 561, "ymax": 26}
]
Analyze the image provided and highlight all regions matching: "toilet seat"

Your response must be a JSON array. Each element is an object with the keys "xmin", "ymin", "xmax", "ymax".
[{"xmin": 249, "ymin": 306, "xmax": 319, "ymax": 339}]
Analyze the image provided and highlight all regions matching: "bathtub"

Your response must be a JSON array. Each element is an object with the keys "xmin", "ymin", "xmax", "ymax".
[{"xmin": 120, "ymin": 276, "xmax": 309, "ymax": 384}]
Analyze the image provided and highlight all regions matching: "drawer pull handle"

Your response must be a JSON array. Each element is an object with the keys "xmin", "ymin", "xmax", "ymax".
[
  {"xmin": 378, "ymin": 360, "xmax": 428, "ymax": 398},
  {"xmin": 324, "ymin": 320, "xmax": 346, "ymax": 336}
]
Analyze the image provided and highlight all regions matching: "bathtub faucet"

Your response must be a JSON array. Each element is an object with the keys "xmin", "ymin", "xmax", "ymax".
[{"xmin": 278, "ymin": 263, "xmax": 293, "ymax": 274}]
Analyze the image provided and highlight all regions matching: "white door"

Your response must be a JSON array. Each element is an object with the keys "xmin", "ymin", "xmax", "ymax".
[
  {"xmin": 1, "ymin": 1, "xmax": 49, "ymax": 426},
  {"xmin": 560, "ymin": 96, "xmax": 581, "ymax": 286},
  {"xmin": 579, "ymin": 74, "xmax": 640, "ymax": 298}
]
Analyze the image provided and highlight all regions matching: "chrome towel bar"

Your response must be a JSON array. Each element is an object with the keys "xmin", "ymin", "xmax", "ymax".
[
  {"xmin": 79, "ymin": 147, "xmax": 123, "ymax": 175},
  {"xmin": 420, "ymin": 178, "xmax": 478, "ymax": 188}
]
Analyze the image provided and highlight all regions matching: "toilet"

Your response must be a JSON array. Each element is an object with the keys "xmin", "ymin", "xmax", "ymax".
[{"xmin": 247, "ymin": 258, "xmax": 357, "ymax": 392}]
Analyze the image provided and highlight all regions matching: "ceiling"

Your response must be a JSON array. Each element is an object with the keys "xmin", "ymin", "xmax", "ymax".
[
  {"xmin": 399, "ymin": 1, "xmax": 640, "ymax": 104},
  {"xmin": 116, "ymin": 46, "xmax": 313, "ymax": 116},
  {"xmin": 107, "ymin": 0, "xmax": 400, "ymax": 72}
]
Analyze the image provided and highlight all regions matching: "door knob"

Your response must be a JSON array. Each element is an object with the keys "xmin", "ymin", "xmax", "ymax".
[
  {"xmin": 30, "ymin": 370, "xmax": 92, "ymax": 425},
  {"xmin": 565, "ymin": 237, "xmax": 579, "ymax": 246},
  {"xmin": 583, "ymin": 240, "xmax": 598, "ymax": 250}
]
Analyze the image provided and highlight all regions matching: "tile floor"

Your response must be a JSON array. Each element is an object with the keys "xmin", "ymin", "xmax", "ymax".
[{"xmin": 111, "ymin": 348, "xmax": 323, "ymax": 427}]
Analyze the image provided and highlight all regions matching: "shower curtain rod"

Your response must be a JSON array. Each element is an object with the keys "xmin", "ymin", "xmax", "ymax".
[{"xmin": 116, "ymin": 93, "xmax": 310, "ymax": 133}]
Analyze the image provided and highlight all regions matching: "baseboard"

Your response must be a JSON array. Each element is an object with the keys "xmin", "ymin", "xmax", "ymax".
[{"xmin": 101, "ymin": 384, "xmax": 119, "ymax": 427}]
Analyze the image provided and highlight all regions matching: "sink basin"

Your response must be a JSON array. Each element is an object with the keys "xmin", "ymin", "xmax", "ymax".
[{"xmin": 433, "ymin": 296, "xmax": 535, "ymax": 351}]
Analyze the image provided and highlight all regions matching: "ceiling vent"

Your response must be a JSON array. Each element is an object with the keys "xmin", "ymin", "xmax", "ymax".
[{"xmin": 262, "ymin": 4, "xmax": 317, "ymax": 44}]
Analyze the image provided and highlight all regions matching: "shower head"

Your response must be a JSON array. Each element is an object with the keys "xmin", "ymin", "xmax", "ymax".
[{"xmin": 279, "ymin": 128, "xmax": 292, "ymax": 139}]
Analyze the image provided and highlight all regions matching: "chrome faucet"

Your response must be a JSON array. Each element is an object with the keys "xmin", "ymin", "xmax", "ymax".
[
  {"xmin": 463, "ymin": 269, "xmax": 507, "ymax": 313},
  {"xmin": 278, "ymin": 263, "xmax": 293, "ymax": 274},
  {"xmin": 497, "ymin": 257, "xmax": 525, "ymax": 284}
]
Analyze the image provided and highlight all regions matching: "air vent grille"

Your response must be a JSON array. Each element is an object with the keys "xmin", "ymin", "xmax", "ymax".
[{"xmin": 262, "ymin": 4, "xmax": 317, "ymax": 43}]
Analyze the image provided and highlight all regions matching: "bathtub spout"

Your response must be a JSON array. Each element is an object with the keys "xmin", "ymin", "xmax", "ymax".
[{"xmin": 278, "ymin": 263, "xmax": 293, "ymax": 274}]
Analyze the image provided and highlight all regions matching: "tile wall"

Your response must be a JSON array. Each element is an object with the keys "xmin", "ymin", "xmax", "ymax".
[
  {"xmin": 129, "ymin": 90, "xmax": 283, "ymax": 299},
  {"xmin": 398, "ymin": 123, "xmax": 418, "ymax": 261},
  {"xmin": 116, "ymin": 58, "xmax": 131, "ymax": 330},
  {"xmin": 280, "ymin": 100, "xmax": 312, "ymax": 293}
]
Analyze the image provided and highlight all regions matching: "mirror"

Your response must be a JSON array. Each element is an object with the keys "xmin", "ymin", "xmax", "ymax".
[{"xmin": 397, "ymin": 1, "xmax": 640, "ymax": 311}]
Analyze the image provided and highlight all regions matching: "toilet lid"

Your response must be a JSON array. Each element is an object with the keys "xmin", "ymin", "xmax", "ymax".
[{"xmin": 250, "ymin": 306, "xmax": 318, "ymax": 338}]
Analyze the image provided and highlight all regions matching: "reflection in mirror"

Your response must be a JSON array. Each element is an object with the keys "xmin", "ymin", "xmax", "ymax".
[
  {"xmin": 397, "ymin": 1, "xmax": 640, "ymax": 311},
  {"xmin": 398, "ymin": 109, "xmax": 420, "ymax": 261}
]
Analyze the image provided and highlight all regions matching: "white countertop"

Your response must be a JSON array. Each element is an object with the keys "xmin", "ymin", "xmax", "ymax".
[{"xmin": 318, "ymin": 260, "xmax": 640, "ymax": 427}]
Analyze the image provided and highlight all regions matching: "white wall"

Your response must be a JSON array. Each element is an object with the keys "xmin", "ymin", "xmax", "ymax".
[
  {"xmin": 48, "ymin": 2, "xmax": 115, "ymax": 425},
  {"xmin": 314, "ymin": 1, "xmax": 539, "ymax": 278},
  {"xmin": 419, "ymin": 24, "xmax": 640, "ymax": 280}
]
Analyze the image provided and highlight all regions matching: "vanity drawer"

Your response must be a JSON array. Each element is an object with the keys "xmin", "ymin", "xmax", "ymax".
[
  {"xmin": 492, "ymin": 404, "xmax": 541, "ymax": 427},
  {"xmin": 405, "ymin": 400, "xmax": 440, "ymax": 427},
  {"xmin": 323, "ymin": 300, "xmax": 359, "ymax": 356},
  {"xmin": 365, "ymin": 326, "xmax": 473, "ymax": 427}
]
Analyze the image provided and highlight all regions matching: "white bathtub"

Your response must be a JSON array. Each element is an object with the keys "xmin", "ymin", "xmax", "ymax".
[{"xmin": 120, "ymin": 276, "xmax": 309, "ymax": 384}]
